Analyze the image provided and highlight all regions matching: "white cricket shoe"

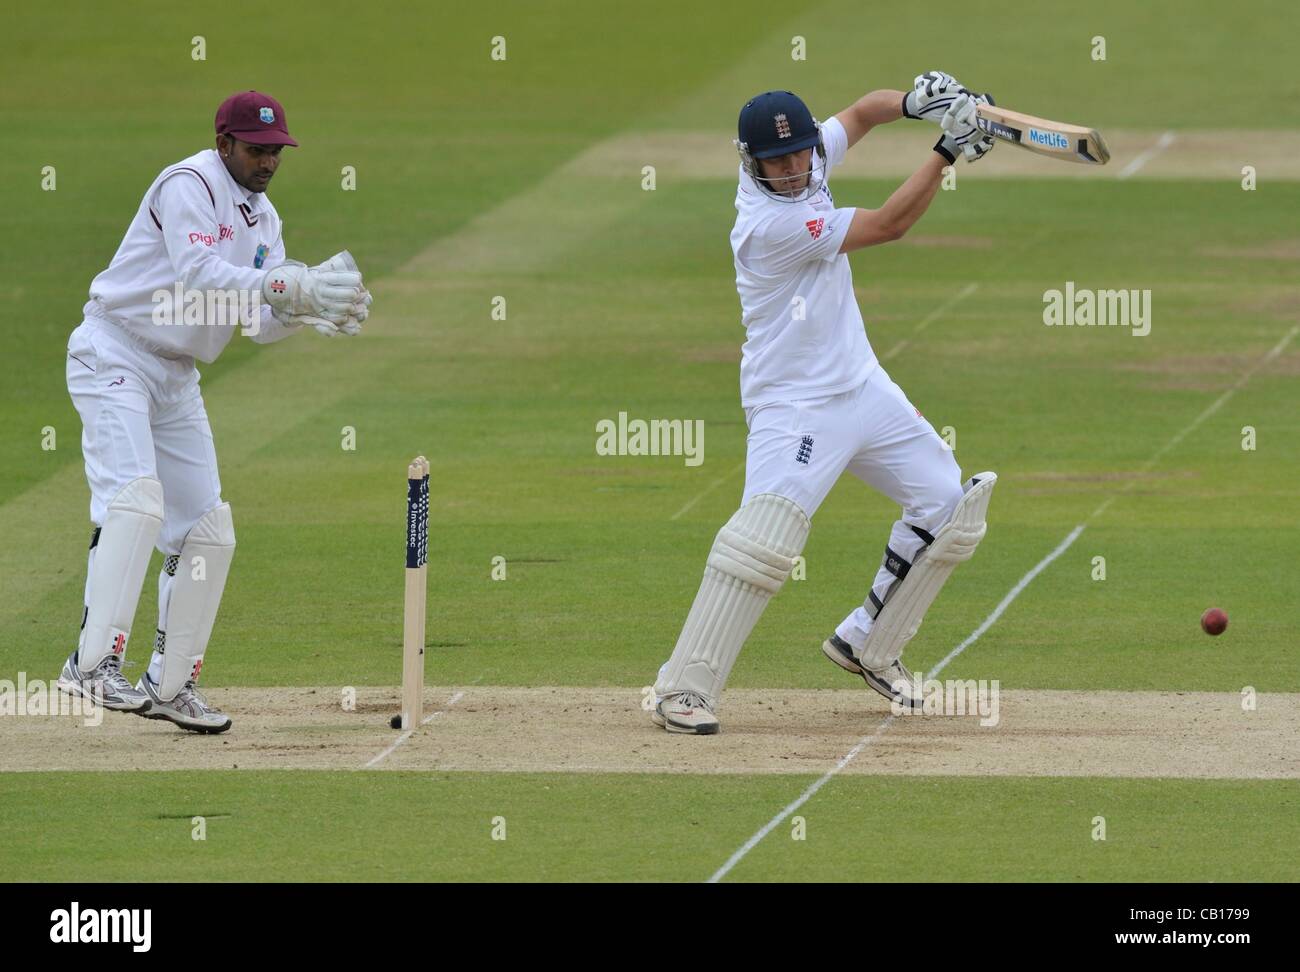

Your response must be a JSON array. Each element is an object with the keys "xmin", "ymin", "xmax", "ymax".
[
  {"xmin": 57, "ymin": 650, "xmax": 151, "ymax": 713},
  {"xmin": 652, "ymin": 691, "xmax": 720, "ymax": 735},
  {"xmin": 135, "ymin": 674, "xmax": 232, "ymax": 734},
  {"xmin": 822, "ymin": 635, "xmax": 924, "ymax": 710}
]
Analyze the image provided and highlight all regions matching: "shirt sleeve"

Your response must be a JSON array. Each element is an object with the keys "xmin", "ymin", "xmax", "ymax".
[
  {"xmin": 154, "ymin": 174, "xmax": 267, "ymax": 294},
  {"xmin": 243, "ymin": 229, "xmax": 300, "ymax": 343},
  {"xmin": 752, "ymin": 203, "xmax": 854, "ymax": 275},
  {"xmin": 821, "ymin": 115, "xmax": 849, "ymax": 173}
]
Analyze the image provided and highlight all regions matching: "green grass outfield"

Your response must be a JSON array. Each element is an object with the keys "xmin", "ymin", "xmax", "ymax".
[
  {"xmin": 2, "ymin": 773, "xmax": 1296, "ymax": 882},
  {"xmin": 1, "ymin": 0, "xmax": 1297, "ymax": 881}
]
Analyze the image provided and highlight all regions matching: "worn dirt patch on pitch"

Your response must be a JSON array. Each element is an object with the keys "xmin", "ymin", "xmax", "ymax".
[
  {"xmin": 3, "ymin": 686, "xmax": 1295, "ymax": 780},
  {"xmin": 1115, "ymin": 350, "xmax": 1300, "ymax": 391},
  {"xmin": 1199, "ymin": 240, "xmax": 1300, "ymax": 261},
  {"xmin": 1116, "ymin": 351, "xmax": 1300, "ymax": 377},
  {"xmin": 569, "ymin": 130, "xmax": 1300, "ymax": 182},
  {"xmin": 1019, "ymin": 470, "xmax": 1200, "ymax": 482}
]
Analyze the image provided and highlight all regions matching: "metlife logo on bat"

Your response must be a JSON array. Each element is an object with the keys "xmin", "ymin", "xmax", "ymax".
[{"xmin": 1028, "ymin": 126, "xmax": 1070, "ymax": 150}]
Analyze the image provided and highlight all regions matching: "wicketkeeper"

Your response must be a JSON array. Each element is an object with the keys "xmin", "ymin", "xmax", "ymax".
[
  {"xmin": 57, "ymin": 90, "xmax": 372, "ymax": 732},
  {"xmin": 652, "ymin": 73, "xmax": 999, "ymax": 734}
]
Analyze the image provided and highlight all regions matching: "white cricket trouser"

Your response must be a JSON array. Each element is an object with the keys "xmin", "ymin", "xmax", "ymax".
[
  {"xmin": 66, "ymin": 318, "xmax": 224, "ymax": 553},
  {"xmin": 742, "ymin": 366, "xmax": 964, "ymax": 652}
]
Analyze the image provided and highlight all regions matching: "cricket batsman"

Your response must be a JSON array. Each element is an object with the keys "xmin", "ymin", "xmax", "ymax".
[
  {"xmin": 652, "ymin": 73, "xmax": 999, "ymax": 734},
  {"xmin": 56, "ymin": 90, "xmax": 372, "ymax": 732}
]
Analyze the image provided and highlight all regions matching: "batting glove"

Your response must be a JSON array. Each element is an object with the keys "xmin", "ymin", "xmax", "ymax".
[
  {"xmin": 962, "ymin": 93, "xmax": 997, "ymax": 163},
  {"xmin": 903, "ymin": 70, "xmax": 966, "ymax": 122},
  {"xmin": 933, "ymin": 92, "xmax": 983, "ymax": 162}
]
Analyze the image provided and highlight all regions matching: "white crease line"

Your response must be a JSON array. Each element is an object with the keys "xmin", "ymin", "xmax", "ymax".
[
  {"xmin": 670, "ymin": 459, "xmax": 745, "ymax": 521},
  {"xmin": 1137, "ymin": 322, "xmax": 1297, "ymax": 470},
  {"xmin": 881, "ymin": 282, "xmax": 980, "ymax": 362},
  {"xmin": 427, "ymin": 690, "xmax": 465, "ymax": 722},
  {"xmin": 707, "ymin": 716, "xmax": 897, "ymax": 882},
  {"xmin": 1090, "ymin": 495, "xmax": 1116, "ymax": 520},
  {"xmin": 929, "ymin": 525, "xmax": 1085, "ymax": 675},
  {"xmin": 707, "ymin": 525, "xmax": 1084, "ymax": 883},
  {"xmin": 364, "ymin": 690, "xmax": 465, "ymax": 769},
  {"xmin": 1088, "ymin": 322, "xmax": 1299, "ymax": 521},
  {"xmin": 1118, "ymin": 131, "xmax": 1177, "ymax": 180}
]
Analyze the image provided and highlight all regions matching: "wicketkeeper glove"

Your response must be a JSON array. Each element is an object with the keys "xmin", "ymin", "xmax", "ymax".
[
  {"xmin": 303, "ymin": 251, "xmax": 372, "ymax": 337},
  {"xmin": 264, "ymin": 261, "xmax": 361, "ymax": 319},
  {"xmin": 267, "ymin": 252, "xmax": 372, "ymax": 337}
]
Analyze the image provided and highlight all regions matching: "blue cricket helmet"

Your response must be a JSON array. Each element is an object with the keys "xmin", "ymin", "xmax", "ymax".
[
  {"xmin": 735, "ymin": 90, "xmax": 826, "ymax": 202},
  {"xmin": 738, "ymin": 90, "xmax": 821, "ymax": 157}
]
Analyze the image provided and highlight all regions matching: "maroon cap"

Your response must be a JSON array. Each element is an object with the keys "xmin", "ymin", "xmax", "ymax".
[{"xmin": 214, "ymin": 91, "xmax": 298, "ymax": 147}]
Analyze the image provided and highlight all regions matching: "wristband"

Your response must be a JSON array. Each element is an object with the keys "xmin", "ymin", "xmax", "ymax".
[{"xmin": 933, "ymin": 136, "xmax": 957, "ymax": 164}]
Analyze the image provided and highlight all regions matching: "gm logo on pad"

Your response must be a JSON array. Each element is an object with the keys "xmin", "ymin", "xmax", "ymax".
[{"xmin": 1028, "ymin": 128, "xmax": 1069, "ymax": 150}]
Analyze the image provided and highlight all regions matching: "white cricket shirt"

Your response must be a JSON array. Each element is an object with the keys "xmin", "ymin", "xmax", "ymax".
[
  {"xmin": 83, "ymin": 148, "xmax": 292, "ymax": 362},
  {"xmin": 730, "ymin": 116, "xmax": 878, "ymax": 408}
]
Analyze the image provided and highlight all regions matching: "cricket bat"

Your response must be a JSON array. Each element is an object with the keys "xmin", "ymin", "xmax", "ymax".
[{"xmin": 975, "ymin": 103, "xmax": 1110, "ymax": 165}]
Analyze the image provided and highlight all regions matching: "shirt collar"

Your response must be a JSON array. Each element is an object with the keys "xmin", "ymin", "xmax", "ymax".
[{"xmin": 207, "ymin": 148, "xmax": 271, "ymax": 214}]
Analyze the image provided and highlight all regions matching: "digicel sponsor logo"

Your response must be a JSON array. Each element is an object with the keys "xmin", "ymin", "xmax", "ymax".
[{"xmin": 188, "ymin": 224, "xmax": 235, "ymax": 246}]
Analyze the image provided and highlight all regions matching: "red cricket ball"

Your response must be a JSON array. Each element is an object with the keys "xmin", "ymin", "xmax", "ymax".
[{"xmin": 1201, "ymin": 608, "xmax": 1228, "ymax": 636}]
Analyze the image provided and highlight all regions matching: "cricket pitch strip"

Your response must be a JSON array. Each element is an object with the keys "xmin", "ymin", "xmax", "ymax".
[{"xmin": 2, "ymin": 686, "xmax": 1297, "ymax": 779}]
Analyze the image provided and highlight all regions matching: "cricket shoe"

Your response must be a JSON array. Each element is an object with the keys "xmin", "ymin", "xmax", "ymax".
[
  {"xmin": 135, "ymin": 675, "xmax": 232, "ymax": 734},
  {"xmin": 822, "ymin": 635, "xmax": 923, "ymax": 710},
  {"xmin": 651, "ymin": 691, "xmax": 720, "ymax": 735},
  {"xmin": 56, "ymin": 650, "xmax": 151, "ymax": 713}
]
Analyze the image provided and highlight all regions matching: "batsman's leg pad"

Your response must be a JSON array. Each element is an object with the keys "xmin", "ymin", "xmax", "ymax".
[
  {"xmin": 858, "ymin": 472, "xmax": 996, "ymax": 671},
  {"xmin": 655, "ymin": 493, "xmax": 810, "ymax": 702},
  {"xmin": 79, "ymin": 476, "xmax": 164, "ymax": 671},
  {"xmin": 155, "ymin": 503, "xmax": 235, "ymax": 700}
]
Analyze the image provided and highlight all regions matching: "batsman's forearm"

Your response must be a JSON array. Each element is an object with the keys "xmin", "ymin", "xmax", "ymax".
[
  {"xmin": 877, "ymin": 153, "xmax": 947, "ymax": 236},
  {"xmin": 845, "ymin": 89, "xmax": 906, "ymax": 129}
]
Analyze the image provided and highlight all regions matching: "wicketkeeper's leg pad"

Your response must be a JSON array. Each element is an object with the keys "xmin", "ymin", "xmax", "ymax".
[
  {"xmin": 655, "ymin": 493, "xmax": 811, "ymax": 703},
  {"xmin": 858, "ymin": 472, "xmax": 997, "ymax": 671},
  {"xmin": 154, "ymin": 503, "xmax": 235, "ymax": 700},
  {"xmin": 79, "ymin": 476, "xmax": 164, "ymax": 671}
]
